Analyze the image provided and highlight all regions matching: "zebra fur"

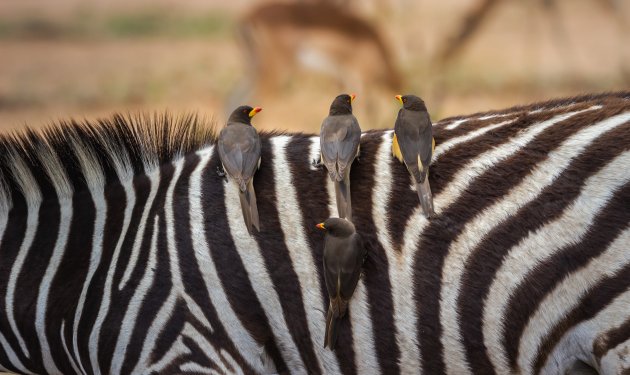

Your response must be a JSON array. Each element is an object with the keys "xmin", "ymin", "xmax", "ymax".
[{"xmin": 0, "ymin": 92, "xmax": 629, "ymax": 374}]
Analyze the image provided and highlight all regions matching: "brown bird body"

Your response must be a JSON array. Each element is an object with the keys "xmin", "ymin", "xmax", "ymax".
[
  {"xmin": 317, "ymin": 218, "xmax": 366, "ymax": 350},
  {"xmin": 320, "ymin": 94, "xmax": 361, "ymax": 222},
  {"xmin": 393, "ymin": 94, "xmax": 436, "ymax": 217},
  {"xmin": 218, "ymin": 105, "xmax": 262, "ymax": 234}
]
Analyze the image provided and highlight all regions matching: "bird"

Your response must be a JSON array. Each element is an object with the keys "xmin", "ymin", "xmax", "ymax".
[
  {"xmin": 319, "ymin": 93, "xmax": 362, "ymax": 222},
  {"xmin": 217, "ymin": 105, "xmax": 263, "ymax": 234},
  {"xmin": 393, "ymin": 94, "xmax": 436, "ymax": 218},
  {"xmin": 316, "ymin": 217, "xmax": 366, "ymax": 350}
]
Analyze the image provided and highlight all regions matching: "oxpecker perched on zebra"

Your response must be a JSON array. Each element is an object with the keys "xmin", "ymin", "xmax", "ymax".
[
  {"xmin": 218, "ymin": 105, "xmax": 263, "ymax": 234},
  {"xmin": 319, "ymin": 94, "xmax": 362, "ymax": 222},
  {"xmin": 393, "ymin": 94, "xmax": 436, "ymax": 217},
  {"xmin": 317, "ymin": 218, "xmax": 366, "ymax": 350}
]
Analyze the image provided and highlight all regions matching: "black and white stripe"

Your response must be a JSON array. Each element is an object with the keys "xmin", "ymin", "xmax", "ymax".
[{"xmin": 0, "ymin": 93, "xmax": 629, "ymax": 374}]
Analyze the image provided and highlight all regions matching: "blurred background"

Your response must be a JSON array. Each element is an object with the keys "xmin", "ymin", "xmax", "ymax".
[{"xmin": 0, "ymin": 0, "xmax": 628, "ymax": 133}]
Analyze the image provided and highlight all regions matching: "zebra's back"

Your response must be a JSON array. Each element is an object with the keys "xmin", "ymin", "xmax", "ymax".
[{"xmin": 0, "ymin": 92, "xmax": 629, "ymax": 374}]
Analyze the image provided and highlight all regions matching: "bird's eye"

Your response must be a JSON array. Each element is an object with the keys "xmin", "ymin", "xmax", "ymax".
[
  {"xmin": 403, "ymin": 98, "xmax": 407, "ymax": 103},
  {"xmin": 243, "ymin": 109, "xmax": 247, "ymax": 113}
]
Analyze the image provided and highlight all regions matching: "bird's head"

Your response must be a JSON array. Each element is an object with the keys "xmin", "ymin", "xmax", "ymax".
[
  {"xmin": 329, "ymin": 93, "xmax": 356, "ymax": 116},
  {"xmin": 228, "ymin": 105, "xmax": 263, "ymax": 125},
  {"xmin": 316, "ymin": 217, "xmax": 356, "ymax": 237},
  {"xmin": 395, "ymin": 94, "xmax": 427, "ymax": 111}
]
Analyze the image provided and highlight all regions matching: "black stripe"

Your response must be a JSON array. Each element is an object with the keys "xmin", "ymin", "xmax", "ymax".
[
  {"xmin": 0, "ymin": 192, "xmax": 29, "ymax": 373},
  {"xmin": 100, "ymin": 163, "xmax": 173, "ymax": 372},
  {"xmin": 47, "ymin": 184, "xmax": 96, "ymax": 374},
  {"xmin": 286, "ymin": 135, "xmax": 362, "ymax": 374},
  {"xmin": 171, "ymin": 154, "xmax": 257, "ymax": 373},
  {"xmin": 97, "ymin": 171, "xmax": 152, "ymax": 372},
  {"xmin": 412, "ymin": 104, "xmax": 611, "ymax": 375},
  {"xmin": 504, "ymin": 183, "xmax": 630, "ymax": 371},
  {"xmin": 14, "ymin": 192, "xmax": 60, "ymax": 374},
  {"xmin": 121, "ymin": 165, "xmax": 175, "ymax": 374},
  {"xmin": 456, "ymin": 111, "xmax": 630, "ymax": 373},
  {"xmin": 202, "ymin": 147, "xmax": 286, "ymax": 372},
  {"xmin": 350, "ymin": 132, "xmax": 401, "ymax": 373},
  {"xmin": 593, "ymin": 317, "xmax": 630, "ymax": 364},
  {"xmin": 254, "ymin": 136, "xmax": 325, "ymax": 374},
  {"xmin": 533, "ymin": 262, "xmax": 630, "ymax": 373},
  {"xmin": 76, "ymin": 169, "xmax": 127, "ymax": 373}
]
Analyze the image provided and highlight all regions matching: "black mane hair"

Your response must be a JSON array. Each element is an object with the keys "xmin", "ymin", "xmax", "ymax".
[{"xmin": 0, "ymin": 113, "xmax": 217, "ymax": 205}]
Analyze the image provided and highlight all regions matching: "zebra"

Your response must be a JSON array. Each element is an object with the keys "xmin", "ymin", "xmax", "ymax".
[{"xmin": 0, "ymin": 92, "xmax": 628, "ymax": 374}]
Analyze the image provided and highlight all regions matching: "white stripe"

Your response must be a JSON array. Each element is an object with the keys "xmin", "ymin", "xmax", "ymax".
[
  {"xmin": 5, "ymin": 204, "xmax": 38, "ymax": 359},
  {"xmin": 224, "ymin": 169, "xmax": 307, "ymax": 373},
  {"xmin": 181, "ymin": 323, "xmax": 229, "ymax": 374},
  {"xmin": 89, "ymin": 176, "xmax": 135, "ymax": 375},
  {"xmin": 371, "ymin": 132, "xmax": 422, "ymax": 372},
  {"xmin": 110, "ymin": 215, "xmax": 159, "ymax": 375},
  {"xmin": 519, "ymin": 229, "xmax": 630, "ymax": 374},
  {"xmin": 119, "ymin": 168, "xmax": 160, "ymax": 290},
  {"xmin": 179, "ymin": 362, "xmax": 221, "ymax": 375},
  {"xmin": 445, "ymin": 119, "xmax": 467, "ymax": 130},
  {"xmin": 542, "ymin": 288, "xmax": 630, "ymax": 374},
  {"xmin": 433, "ymin": 119, "xmax": 514, "ymax": 160},
  {"xmin": 320, "ymin": 151, "xmax": 378, "ymax": 374},
  {"xmin": 146, "ymin": 336, "xmax": 190, "ymax": 374},
  {"xmin": 35, "ymin": 199, "xmax": 72, "ymax": 375},
  {"xmin": 133, "ymin": 157, "xmax": 215, "ymax": 374},
  {"xmin": 0, "ymin": 332, "xmax": 32, "ymax": 374},
  {"xmin": 60, "ymin": 320, "xmax": 82, "ymax": 375},
  {"xmin": 478, "ymin": 113, "xmax": 511, "ymax": 121},
  {"xmin": 272, "ymin": 136, "xmax": 343, "ymax": 374},
  {"xmin": 220, "ymin": 349, "xmax": 244, "ymax": 375},
  {"xmin": 542, "ymin": 288, "xmax": 630, "ymax": 375},
  {"xmin": 5, "ymin": 159, "xmax": 41, "ymax": 359},
  {"xmin": 72, "ymin": 186, "xmax": 107, "ymax": 375},
  {"xmin": 188, "ymin": 148, "xmax": 267, "ymax": 374},
  {"xmin": 396, "ymin": 108, "xmax": 593, "ymax": 371},
  {"xmin": 483, "ymin": 150, "xmax": 630, "ymax": 374},
  {"xmin": 441, "ymin": 110, "xmax": 630, "ymax": 374},
  {"xmin": 600, "ymin": 332, "xmax": 630, "ymax": 375}
]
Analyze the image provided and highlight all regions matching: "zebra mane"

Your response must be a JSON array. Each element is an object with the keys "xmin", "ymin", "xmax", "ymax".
[{"xmin": 0, "ymin": 113, "xmax": 217, "ymax": 211}]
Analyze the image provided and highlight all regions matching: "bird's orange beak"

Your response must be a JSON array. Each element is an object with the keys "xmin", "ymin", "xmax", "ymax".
[
  {"xmin": 350, "ymin": 94, "xmax": 356, "ymax": 102},
  {"xmin": 395, "ymin": 95, "xmax": 403, "ymax": 104},
  {"xmin": 249, "ymin": 107, "xmax": 263, "ymax": 118},
  {"xmin": 316, "ymin": 223, "xmax": 325, "ymax": 230}
]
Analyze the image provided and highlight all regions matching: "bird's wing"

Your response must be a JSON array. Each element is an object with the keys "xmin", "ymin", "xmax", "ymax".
[
  {"xmin": 417, "ymin": 111, "xmax": 434, "ymax": 168},
  {"xmin": 320, "ymin": 115, "xmax": 360, "ymax": 177},
  {"xmin": 338, "ymin": 233, "xmax": 365, "ymax": 301},
  {"xmin": 323, "ymin": 238, "xmax": 339, "ymax": 298},
  {"xmin": 218, "ymin": 125, "xmax": 261, "ymax": 182}
]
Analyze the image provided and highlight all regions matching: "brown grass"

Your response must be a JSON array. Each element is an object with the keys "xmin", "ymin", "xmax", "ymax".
[{"xmin": 0, "ymin": 0, "xmax": 628, "ymax": 134}]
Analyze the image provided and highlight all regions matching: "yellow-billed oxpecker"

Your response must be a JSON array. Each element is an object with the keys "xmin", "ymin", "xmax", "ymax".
[
  {"xmin": 393, "ymin": 94, "xmax": 436, "ymax": 217},
  {"xmin": 316, "ymin": 218, "xmax": 366, "ymax": 350},
  {"xmin": 218, "ymin": 105, "xmax": 263, "ymax": 234},
  {"xmin": 320, "ymin": 94, "xmax": 361, "ymax": 222}
]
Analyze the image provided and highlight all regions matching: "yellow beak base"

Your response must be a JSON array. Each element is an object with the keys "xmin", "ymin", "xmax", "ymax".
[{"xmin": 249, "ymin": 107, "xmax": 263, "ymax": 118}]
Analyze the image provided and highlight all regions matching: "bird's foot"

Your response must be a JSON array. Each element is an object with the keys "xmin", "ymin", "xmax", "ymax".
[
  {"xmin": 216, "ymin": 166, "xmax": 228, "ymax": 182},
  {"xmin": 311, "ymin": 159, "xmax": 323, "ymax": 168}
]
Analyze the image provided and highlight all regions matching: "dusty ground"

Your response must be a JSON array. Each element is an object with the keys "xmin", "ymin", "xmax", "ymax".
[{"xmin": 0, "ymin": 0, "xmax": 628, "ymax": 134}]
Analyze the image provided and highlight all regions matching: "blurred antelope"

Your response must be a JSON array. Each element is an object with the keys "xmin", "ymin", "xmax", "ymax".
[{"xmin": 229, "ymin": 1, "xmax": 402, "ymax": 126}]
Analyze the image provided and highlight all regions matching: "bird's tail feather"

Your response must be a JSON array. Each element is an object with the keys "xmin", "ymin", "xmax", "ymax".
[
  {"xmin": 334, "ymin": 174, "xmax": 352, "ymax": 221},
  {"xmin": 324, "ymin": 301, "xmax": 341, "ymax": 350},
  {"xmin": 247, "ymin": 180, "xmax": 260, "ymax": 231},
  {"xmin": 417, "ymin": 177, "xmax": 435, "ymax": 218},
  {"xmin": 238, "ymin": 180, "xmax": 260, "ymax": 234}
]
